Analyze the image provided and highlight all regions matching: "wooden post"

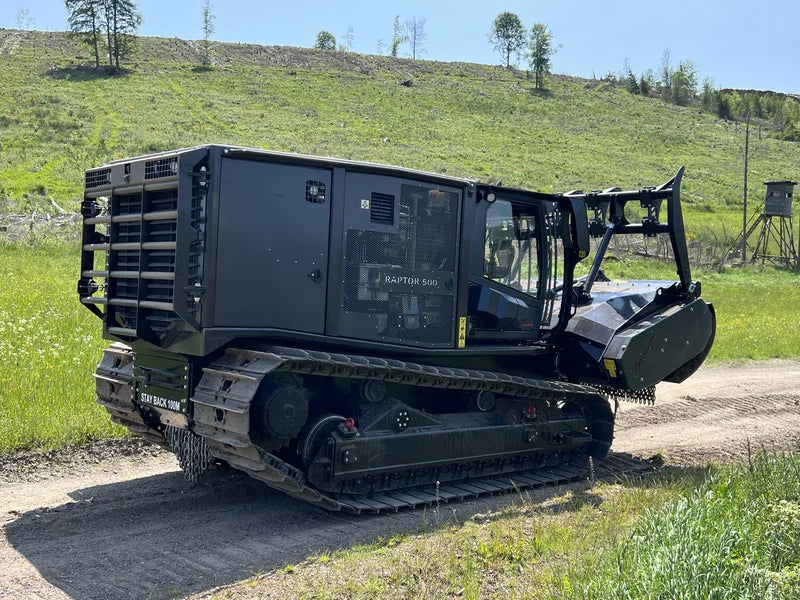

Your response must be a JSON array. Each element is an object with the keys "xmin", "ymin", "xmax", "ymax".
[{"xmin": 742, "ymin": 117, "xmax": 750, "ymax": 263}]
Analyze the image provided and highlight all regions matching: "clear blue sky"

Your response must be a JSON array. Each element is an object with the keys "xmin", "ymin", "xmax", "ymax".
[{"xmin": 2, "ymin": 0, "xmax": 798, "ymax": 93}]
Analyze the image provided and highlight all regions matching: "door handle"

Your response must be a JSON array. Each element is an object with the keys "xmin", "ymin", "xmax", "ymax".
[{"xmin": 308, "ymin": 268, "xmax": 323, "ymax": 283}]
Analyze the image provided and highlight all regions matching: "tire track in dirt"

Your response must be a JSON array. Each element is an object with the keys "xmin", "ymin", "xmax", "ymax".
[
  {"xmin": 1, "ymin": 360, "xmax": 799, "ymax": 599},
  {"xmin": 614, "ymin": 360, "xmax": 800, "ymax": 464}
]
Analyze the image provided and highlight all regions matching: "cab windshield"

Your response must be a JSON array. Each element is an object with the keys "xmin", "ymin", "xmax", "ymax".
[{"xmin": 483, "ymin": 200, "xmax": 541, "ymax": 298}]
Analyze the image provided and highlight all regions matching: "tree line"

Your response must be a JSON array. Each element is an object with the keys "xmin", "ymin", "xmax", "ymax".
[{"xmin": 609, "ymin": 49, "xmax": 800, "ymax": 141}]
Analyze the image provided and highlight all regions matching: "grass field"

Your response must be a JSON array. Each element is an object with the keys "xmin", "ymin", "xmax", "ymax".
[
  {"xmin": 202, "ymin": 453, "xmax": 800, "ymax": 600},
  {"xmin": 581, "ymin": 452, "xmax": 800, "ymax": 599},
  {"xmin": 0, "ymin": 244, "xmax": 123, "ymax": 453}
]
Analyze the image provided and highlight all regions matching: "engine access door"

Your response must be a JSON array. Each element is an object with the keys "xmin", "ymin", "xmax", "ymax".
[{"xmin": 214, "ymin": 158, "xmax": 331, "ymax": 333}]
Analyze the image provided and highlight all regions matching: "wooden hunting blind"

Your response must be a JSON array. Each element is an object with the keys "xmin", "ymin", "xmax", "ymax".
[{"xmin": 763, "ymin": 181, "xmax": 795, "ymax": 217}]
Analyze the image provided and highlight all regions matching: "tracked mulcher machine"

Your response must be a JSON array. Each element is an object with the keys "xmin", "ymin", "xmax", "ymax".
[{"xmin": 79, "ymin": 145, "xmax": 715, "ymax": 513}]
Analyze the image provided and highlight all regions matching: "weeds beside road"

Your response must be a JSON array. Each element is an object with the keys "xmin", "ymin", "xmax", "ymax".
[{"xmin": 194, "ymin": 453, "xmax": 800, "ymax": 600}]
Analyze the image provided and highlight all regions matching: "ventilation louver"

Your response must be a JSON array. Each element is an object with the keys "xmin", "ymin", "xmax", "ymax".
[{"xmin": 370, "ymin": 193, "xmax": 394, "ymax": 224}]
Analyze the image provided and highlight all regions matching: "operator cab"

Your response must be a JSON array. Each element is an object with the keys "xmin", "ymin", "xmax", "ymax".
[{"xmin": 468, "ymin": 190, "xmax": 565, "ymax": 343}]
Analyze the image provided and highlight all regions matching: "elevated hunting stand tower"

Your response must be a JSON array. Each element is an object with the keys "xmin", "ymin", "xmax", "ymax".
[{"xmin": 730, "ymin": 181, "xmax": 798, "ymax": 268}]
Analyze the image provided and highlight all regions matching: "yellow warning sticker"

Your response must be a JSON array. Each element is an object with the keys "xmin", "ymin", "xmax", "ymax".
[
  {"xmin": 603, "ymin": 358, "xmax": 617, "ymax": 378},
  {"xmin": 360, "ymin": 199, "xmax": 370, "ymax": 209},
  {"xmin": 458, "ymin": 317, "xmax": 467, "ymax": 348}
]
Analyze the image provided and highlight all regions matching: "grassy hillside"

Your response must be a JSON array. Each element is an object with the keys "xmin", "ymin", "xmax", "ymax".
[{"xmin": 1, "ymin": 28, "xmax": 799, "ymax": 249}]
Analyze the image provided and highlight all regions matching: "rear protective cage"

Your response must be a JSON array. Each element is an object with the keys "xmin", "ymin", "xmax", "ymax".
[{"xmin": 79, "ymin": 149, "xmax": 210, "ymax": 343}]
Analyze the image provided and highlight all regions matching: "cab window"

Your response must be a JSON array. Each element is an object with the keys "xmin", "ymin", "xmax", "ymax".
[{"xmin": 484, "ymin": 200, "xmax": 541, "ymax": 298}]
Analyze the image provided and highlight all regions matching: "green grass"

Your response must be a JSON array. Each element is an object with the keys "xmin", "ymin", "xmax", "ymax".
[
  {"xmin": 200, "ymin": 455, "xmax": 800, "ymax": 600},
  {"xmin": 597, "ymin": 258, "xmax": 800, "ymax": 361},
  {"xmin": 206, "ymin": 474, "xmax": 699, "ymax": 600},
  {"xmin": 580, "ymin": 453, "xmax": 800, "ymax": 599},
  {"xmin": 700, "ymin": 268, "xmax": 800, "ymax": 360},
  {"xmin": 0, "ymin": 244, "xmax": 123, "ymax": 453}
]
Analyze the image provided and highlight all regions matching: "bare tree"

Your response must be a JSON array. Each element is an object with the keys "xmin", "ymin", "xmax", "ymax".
[
  {"xmin": 342, "ymin": 25, "xmax": 354, "ymax": 52},
  {"xmin": 200, "ymin": 0, "xmax": 215, "ymax": 67},
  {"xmin": 15, "ymin": 7, "xmax": 34, "ymax": 29},
  {"xmin": 390, "ymin": 14, "xmax": 406, "ymax": 57},
  {"xmin": 404, "ymin": 16, "xmax": 426, "ymax": 60},
  {"xmin": 660, "ymin": 47, "xmax": 672, "ymax": 102}
]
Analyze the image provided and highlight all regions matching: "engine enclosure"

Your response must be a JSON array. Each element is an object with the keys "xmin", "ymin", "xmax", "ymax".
[{"xmin": 79, "ymin": 145, "xmax": 715, "ymax": 410}]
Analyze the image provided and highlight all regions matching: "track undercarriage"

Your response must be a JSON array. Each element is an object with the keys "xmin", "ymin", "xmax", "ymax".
[{"xmin": 95, "ymin": 344, "xmax": 615, "ymax": 514}]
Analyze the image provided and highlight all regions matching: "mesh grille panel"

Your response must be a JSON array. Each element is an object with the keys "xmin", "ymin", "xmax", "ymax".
[
  {"xmin": 342, "ymin": 184, "xmax": 459, "ymax": 346},
  {"xmin": 85, "ymin": 168, "xmax": 111, "ymax": 189},
  {"xmin": 145, "ymin": 157, "xmax": 178, "ymax": 180}
]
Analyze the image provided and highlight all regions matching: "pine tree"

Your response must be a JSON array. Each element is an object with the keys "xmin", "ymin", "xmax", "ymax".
[
  {"xmin": 200, "ymin": 0, "xmax": 215, "ymax": 68},
  {"xmin": 701, "ymin": 77, "xmax": 716, "ymax": 112},
  {"xmin": 65, "ymin": 0, "xmax": 103, "ymax": 68},
  {"xmin": 640, "ymin": 69, "xmax": 655, "ymax": 96},
  {"xmin": 390, "ymin": 15, "xmax": 406, "ymax": 57},
  {"xmin": 101, "ymin": 0, "xmax": 141, "ymax": 70}
]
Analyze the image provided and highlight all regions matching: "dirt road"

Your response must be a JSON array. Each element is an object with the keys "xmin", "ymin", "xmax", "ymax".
[{"xmin": 1, "ymin": 360, "xmax": 798, "ymax": 600}]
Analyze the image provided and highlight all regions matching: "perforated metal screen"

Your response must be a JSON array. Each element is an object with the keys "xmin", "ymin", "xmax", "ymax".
[{"xmin": 341, "ymin": 183, "xmax": 460, "ymax": 347}]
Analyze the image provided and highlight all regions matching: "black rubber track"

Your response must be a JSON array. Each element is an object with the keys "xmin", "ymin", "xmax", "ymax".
[{"xmin": 96, "ymin": 344, "xmax": 619, "ymax": 514}]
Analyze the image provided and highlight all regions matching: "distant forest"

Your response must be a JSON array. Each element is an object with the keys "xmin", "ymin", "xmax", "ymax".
[{"xmin": 607, "ymin": 54, "xmax": 800, "ymax": 141}]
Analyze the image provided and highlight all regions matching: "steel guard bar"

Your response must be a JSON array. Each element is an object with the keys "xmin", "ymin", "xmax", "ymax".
[{"xmin": 561, "ymin": 167, "xmax": 693, "ymax": 293}]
